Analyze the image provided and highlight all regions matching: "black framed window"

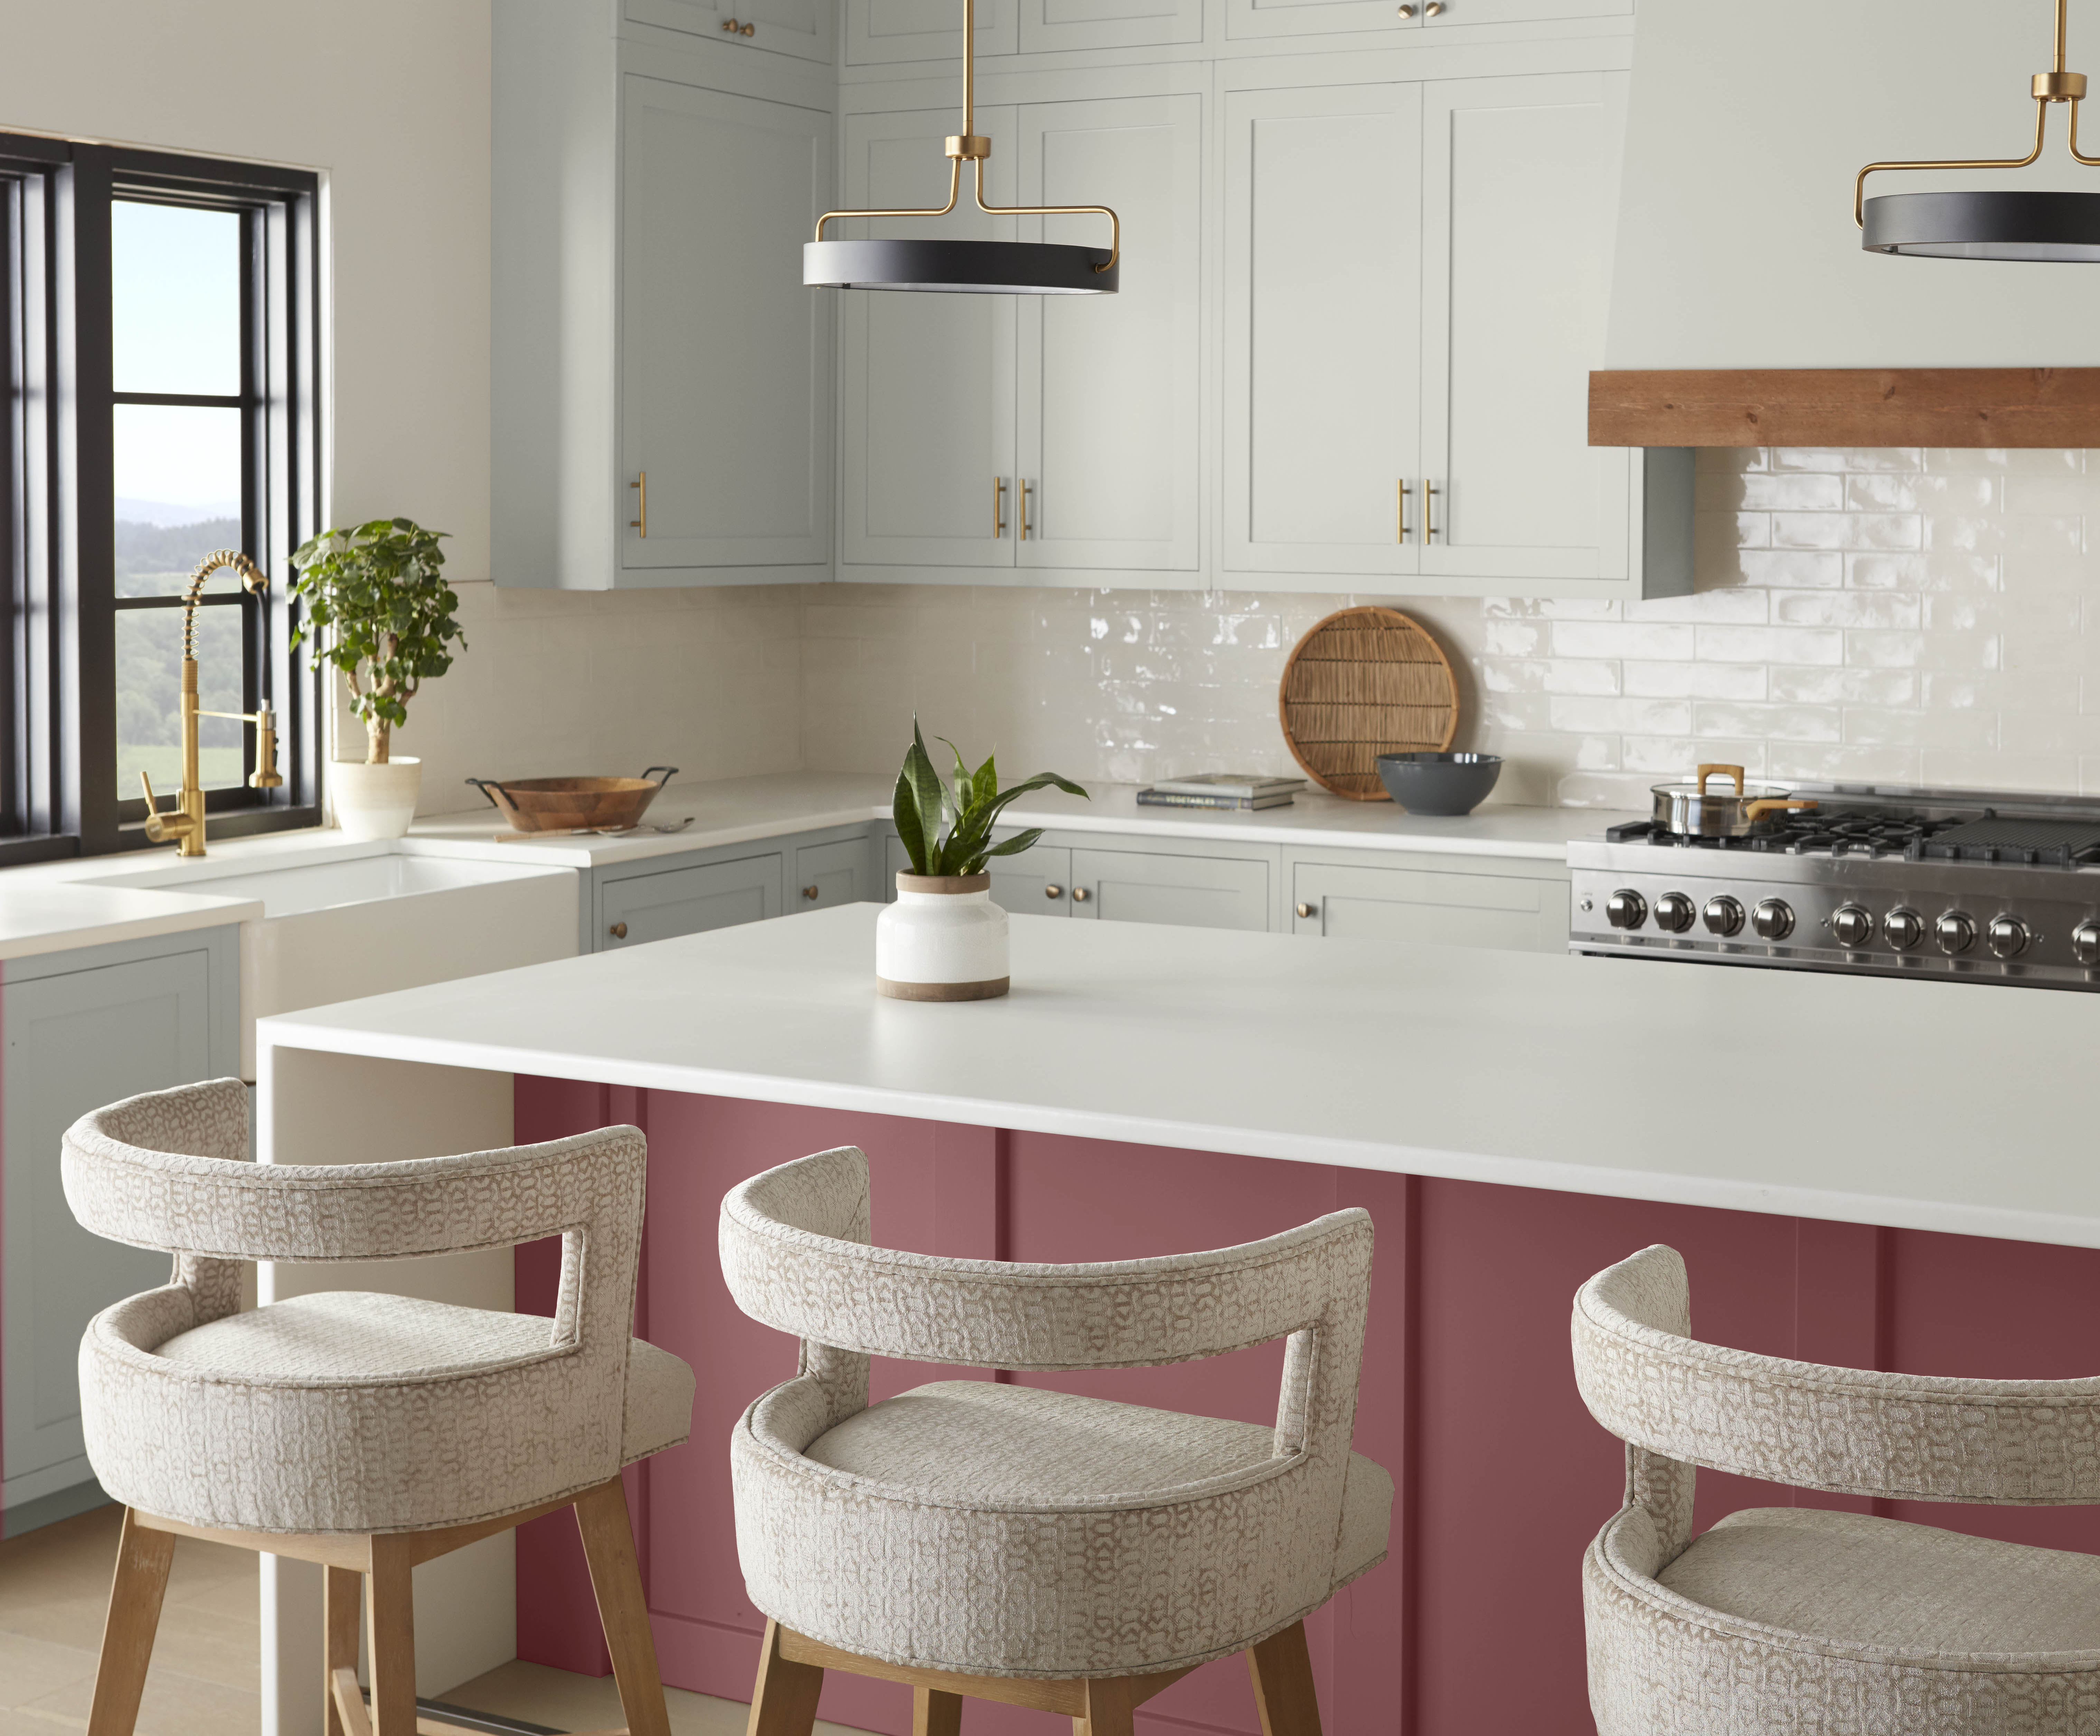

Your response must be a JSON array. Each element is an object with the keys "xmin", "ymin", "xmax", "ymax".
[{"xmin": 0, "ymin": 132, "xmax": 322, "ymax": 863}]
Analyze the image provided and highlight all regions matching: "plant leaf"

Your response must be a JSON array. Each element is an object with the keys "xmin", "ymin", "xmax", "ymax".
[
  {"xmin": 904, "ymin": 720, "xmax": 949, "ymax": 874},
  {"xmin": 892, "ymin": 767, "xmax": 927, "ymax": 875},
  {"xmin": 977, "ymin": 770, "xmax": 1090, "ymax": 828},
  {"xmin": 978, "ymin": 827, "xmax": 1044, "ymax": 860}
]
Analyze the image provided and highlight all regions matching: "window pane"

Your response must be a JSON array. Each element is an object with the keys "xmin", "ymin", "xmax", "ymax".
[
  {"xmin": 112, "ymin": 201, "xmax": 241, "ymax": 396},
  {"xmin": 116, "ymin": 604, "xmax": 245, "ymax": 798},
  {"xmin": 114, "ymin": 404, "xmax": 242, "ymax": 596}
]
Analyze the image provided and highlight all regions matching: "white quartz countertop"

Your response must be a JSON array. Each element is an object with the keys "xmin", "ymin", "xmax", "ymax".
[
  {"xmin": 0, "ymin": 882, "xmax": 262, "ymax": 962},
  {"xmin": 260, "ymin": 904, "xmax": 2100, "ymax": 1250},
  {"xmin": 399, "ymin": 770, "xmax": 1638, "ymax": 866}
]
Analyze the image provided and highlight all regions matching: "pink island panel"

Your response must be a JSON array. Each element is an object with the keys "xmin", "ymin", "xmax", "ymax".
[{"xmin": 513, "ymin": 1076, "xmax": 2100, "ymax": 1736}]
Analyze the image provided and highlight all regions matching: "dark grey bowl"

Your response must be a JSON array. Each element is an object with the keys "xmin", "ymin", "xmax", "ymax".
[{"xmin": 1375, "ymin": 752, "xmax": 1503, "ymax": 816}]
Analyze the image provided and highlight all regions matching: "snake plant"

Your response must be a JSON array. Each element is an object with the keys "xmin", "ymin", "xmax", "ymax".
[{"xmin": 893, "ymin": 719, "xmax": 1087, "ymax": 877}]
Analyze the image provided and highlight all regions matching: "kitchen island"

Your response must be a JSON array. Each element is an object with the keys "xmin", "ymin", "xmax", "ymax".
[{"xmin": 255, "ymin": 908, "xmax": 2100, "ymax": 1736}]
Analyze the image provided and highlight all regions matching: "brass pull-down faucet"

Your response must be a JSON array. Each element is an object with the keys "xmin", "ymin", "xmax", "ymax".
[{"xmin": 140, "ymin": 549, "xmax": 282, "ymax": 858}]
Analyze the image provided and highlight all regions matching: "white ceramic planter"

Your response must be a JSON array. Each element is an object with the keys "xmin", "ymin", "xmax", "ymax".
[
  {"xmin": 331, "ymin": 757, "xmax": 423, "ymax": 841},
  {"xmin": 876, "ymin": 873, "xmax": 1010, "ymax": 1000}
]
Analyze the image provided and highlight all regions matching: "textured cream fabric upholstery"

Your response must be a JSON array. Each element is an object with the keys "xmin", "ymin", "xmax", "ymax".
[
  {"xmin": 64, "ymin": 1078, "xmax": 695, "ymax": 1536},
  {"xmin": 720, "ymin": 1146, "xmax": 1389, "ymax": 1681},
  {"xmin": 1574, "ymin": 1244, "xmax": 2100, "ymax": 1735}
]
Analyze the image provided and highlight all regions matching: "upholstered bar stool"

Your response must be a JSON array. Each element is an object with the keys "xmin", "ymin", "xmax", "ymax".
[
  {"xmin": 718, "ymin": 1146, "xmax": 1392, "ymax": 1736},
  {"xmin": 1573, "ymin": 1244, "xmax": 2100, "ymax": 1736},
  {"xmin": 60, "ymin": 1078, "xmax": 696, "ymax": 1736}
]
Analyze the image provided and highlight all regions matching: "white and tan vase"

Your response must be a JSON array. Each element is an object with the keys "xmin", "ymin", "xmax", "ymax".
[
  {"xmin": 331, "ymin": 757, "xmax": 422, "ymax": 841},
  {"xmin": 876, "ymin": 873, "xmax": 1010, "ymax": 1000}
]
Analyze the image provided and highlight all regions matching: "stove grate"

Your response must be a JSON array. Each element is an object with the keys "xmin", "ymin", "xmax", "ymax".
[{"xmin": 1910, "ymin": 817, "xmax": 2100, "ymax": 868}]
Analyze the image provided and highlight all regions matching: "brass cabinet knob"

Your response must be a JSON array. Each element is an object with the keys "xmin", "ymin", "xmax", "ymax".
[
  {"xmin": 1045, "ymin": 883, "xmax": 1063, "ymax": 899},
  {"xmin": 609, "ymin": 922, "xmax": 628, "ymax": 940},
  {"xmin": 1424, "ymin": 0, "xmax": 1443, "ymax": 12},
  {"xmin": 802, "ymin": 885, "xmax": 820, "ymax": 900},
  {"xmin": 1397, "ymin": 3, "xmax": 1414, "ymax": 13},
  {"xmin": 1072, "ymin": 886, "xmax": 1090, "ymax": 902},
  {"xmin": 1296, "ymin": 902, "xmax": 1316, "ymax": 919}
]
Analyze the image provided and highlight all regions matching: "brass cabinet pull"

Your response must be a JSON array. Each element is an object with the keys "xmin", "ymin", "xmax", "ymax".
[
  {"xmin": 1397, "ymin": 3, "xmax": 1415, "ymax": 13},
  {"xmin": 609, "ymin": 922, "xmax": 628, "ymax": 939},
  {"xmin": 1397, "ymin": 480, "xmax": 1411, "ymax": 543},
  {"xmin": 802, "ymin": 884, "xmax": 820, "ymax": 900},
  {"xmin": 1297, "ymin": 902, "xmax": 1316, "ymax": 919},
  {"xmin": 1424, "ymin": 479, "xmax": 1439, "ymax": 543},
  {"xmin": 1045, "ymin": 883, "xmax": 1063, "ymax": 899},
  {"xmin": 994, "ymin": 476, "xmax": 1007, "ymax": 538},
  {"xmin": 629, "ymin": 471, "xmax": 646, "ymax": 538},
  {"xmin": 1020, "ymin": 479, "xmax": 1032, "ymax": 541},
  {"xmin": 1424, "ymin": 0, "xmax": 1443, "ymax": 12},
  {"xmin": 721, "ymin": 16, "xmax": 755, "ymax": 31},
  {"xmin": 1071, "ymin": 885, "xmax": 1089, "ymax": 902}
]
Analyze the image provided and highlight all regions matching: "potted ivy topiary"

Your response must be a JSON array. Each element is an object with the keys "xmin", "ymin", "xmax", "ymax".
[
  {"xmin": 289, "ymin": 517, "xmax": 465, "ymax": 839},
  {"xmin": 878, "ymin": 721, "xmax": 1087, "ymax": 1000}
]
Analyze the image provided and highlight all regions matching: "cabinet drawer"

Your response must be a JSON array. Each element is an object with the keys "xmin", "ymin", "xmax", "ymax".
[
  {"xmin": 1292, "ymin": 861, "xmax": 1568, "ymax": 952},
  {"xmin": 1071, "ymin": 848, "xmax": 1270, "ymax": 931},
  {"xmin": 1019, "ymin": 0, "xmax": 1202, "ymax": 54},
  {"xmin": 625, "ymin": 0, "xmax": 835, "ymax": 63},
  {"xmin": 601, "ymin": 853, "xmax": 782, "ymax": 948},
  {"xmin": 793, "ymin": 838, "xmax": 869, "ymax": 911}
]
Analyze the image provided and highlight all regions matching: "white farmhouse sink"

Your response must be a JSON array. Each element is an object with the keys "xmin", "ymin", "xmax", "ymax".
[{"xmin": 100, "ymin": 848, "xmax": 578, "ymax": 1078}]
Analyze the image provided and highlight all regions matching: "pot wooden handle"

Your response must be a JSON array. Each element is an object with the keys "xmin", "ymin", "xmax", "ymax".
[
  {"xmin": 1696, "ymin": 763, "xmax": 1746, "ymax": 795},
  {"xmin": 1744, "ymin": 798, "xmax": 1817, "ymax": 824}
]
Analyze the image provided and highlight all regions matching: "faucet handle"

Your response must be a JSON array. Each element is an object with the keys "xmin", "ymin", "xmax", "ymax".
[
  {"xmin": 249, "ymin": 702, "xmax": 284, "ymax": 790},
  {"xmin": 140, "ymin": 771, "xmax": 173, "ymax": 841}
]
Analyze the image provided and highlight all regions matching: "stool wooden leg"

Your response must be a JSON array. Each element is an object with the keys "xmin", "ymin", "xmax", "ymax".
[
  {"xmin": 324, "ymin": 1566, "xmax": 364, "ymax": 1736},
  {"xmin": 85, "ymin": 1510, "xmax": 177, "ymax": 1736},
  {"xmin": 574, "ymin": 1478, "xmax": 674, "ymax": 1736},
  {"xmin": 913, "ymin": 1685, "xmax": 964, "ymax": 1735},
  {"xmin": 1246, "ymin": 1621, "xmax": 1322, "ymax": 1736},
  {"xmin": 1075, "ymin": 1677, "xmax": 1138, "ymax": 1736},
  {"xmin": 746, "ymin": 1619, "xmax": 824, "ymax": 1736},
  {"xmin": 365, "ymin": 1536, "xmax": 417, "ymax": 1736}
]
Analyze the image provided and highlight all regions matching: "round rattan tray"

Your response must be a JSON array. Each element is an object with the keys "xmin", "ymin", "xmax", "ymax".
[{"xmin": 1278, "ymin": 607, "xmax": 1460, "ymax": 800}]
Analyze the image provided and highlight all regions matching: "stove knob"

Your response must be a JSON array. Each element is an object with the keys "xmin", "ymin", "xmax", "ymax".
[
  {"xmin": 1830, "ymin": 904, "xmax": 1874, "ymax": 948},
  {"xmin": 1987, "ymin": 915, "xmax": 2031, "ymax": 960},
  {"xmin": 1604, "ymin": 888, "xmax": 1648, "ymax": 930},
  {"xmin": 1751, "ymin": 898, "xmax": 1796, "ymax": 941},
  {"xmin": 1936, "ymin": 910, "xmax": 1977, "ymax": 955},
  {"xmin": 1702, "ymin": 894, "xmax": 1745, "ymax": 938},
  {"xmin": 1653, "ymin": 891, "xmax": 1697, "ymax": 934},
  {"xmin": 2074, "ymin": 920, "xmax": 2100, "ymax": 966},
  {"xmin": 1883, "ymin": 907, "xmax": 1924, "ymax": 951}
]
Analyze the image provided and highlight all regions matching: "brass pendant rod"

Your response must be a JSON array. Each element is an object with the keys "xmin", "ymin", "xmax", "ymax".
[
  {"xmin": 969, "ymin": 157, "xmax": 1121, "ymax": 272},
  {"xmin": 814, "ymin": 157, "xmax": 961, "ymax": 243},
  {"xmin": 1854, "ymin": 98, "xmax": 2049, "ymax": 227},
  {"xmin": 2061, "ymin": 0, "xmax": 2072, "ymax": 73}
]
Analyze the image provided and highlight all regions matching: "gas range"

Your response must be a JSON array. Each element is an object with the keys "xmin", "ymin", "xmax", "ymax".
[{"xmin": 1568, "ymin": 784, "xmax": 2100, "ymax": 990}]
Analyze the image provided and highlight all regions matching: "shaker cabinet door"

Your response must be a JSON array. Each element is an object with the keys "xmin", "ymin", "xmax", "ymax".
[
  {"xmin": 1069, "ymin": 848, "xmax": 1270, "ymax": 931},
  {"xmin": 625, "ymin": 0, "xmax": 837, "ymax": 63},
  {"xmin": 989, "ymin": 844, "xmax": 1073, "ymax": 917},
  {"xmin": 793, "ymin": 838, "xmax": 874, "ymax": 910},
  {"xmin": 1017, "ymin": 0, "xmax": 1203, "ymax": 54},
  {"xmin": 3, "ymin": 953, "xmax": 214, "ymax": 1498},
  {"xmin": 838, "ymin": 106, "xmax": 1018, "ymax": 572},
  {"xmin": 1014, "ymin": 93, "xmax": 1203, "ymax": 576},
  {"xmin": 845, "ymin": 0, "xmax": 1017, "ymax": 64},
  {"xmin": 600, "ymin": 854, "xmax": 784, "ymax": 948},
  {"xmin": 1417, "ymin": 72, "xmax": 1629, "ymax": 587},
  {"xmin": 1223, "ymin": 82, "xmax": 1422, "ymax": 579},
  {"xmin": 1291, "ymin": 860, "xmax": 1570, "ymax": 951},
  {"xmin": 620, "ymin": 77, "xmax": 832, "ymax": 575}
]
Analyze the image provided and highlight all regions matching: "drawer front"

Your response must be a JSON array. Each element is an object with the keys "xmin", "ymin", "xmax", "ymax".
[
  {"xmin": 600, "ymin": 853, "xmax": 782, "ymax": 949},
  {"xmin": 990, "ymin": 845, "xmax": 1073, "ymax": 918},
  {"xmin": 1070, "ymin": 848, "xmax": 1271, "ymax": 931},
  {"xmin": 625, "ymin": 0, "xmax": 835, "ymax": 63},
  {"xmin": 793, "ymin": 838, "xmax": 869, "ymax": 911},
  {"xmin": 1292, "ymin": 860, "xmax": 1569, "ymax": 952}
]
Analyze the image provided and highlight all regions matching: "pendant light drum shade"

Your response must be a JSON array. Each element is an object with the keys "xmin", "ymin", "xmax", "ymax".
[
  {"xmin": 804, "ymin": 238, "xmax": 1119, "ymax": 293},
  {"xmin": 1863, "ymin": 188, "xmax": 2100, "ymax": 259}
]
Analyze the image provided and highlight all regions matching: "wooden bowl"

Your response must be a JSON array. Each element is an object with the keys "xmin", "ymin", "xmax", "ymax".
[{"xmin": 466, "ymin": 767, "xmax": 677, "ymax": 833}]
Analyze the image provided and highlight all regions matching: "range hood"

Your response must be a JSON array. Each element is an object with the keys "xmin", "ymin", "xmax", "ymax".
[{"xmin": 1593, "ymin": 0, "xmax": 2100, "ymax": 448}]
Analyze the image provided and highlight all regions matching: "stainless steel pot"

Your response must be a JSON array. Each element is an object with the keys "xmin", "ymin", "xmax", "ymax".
[{"xmin": 1649, "ymin": 764, "xmax": 1817, "ymax": 838}]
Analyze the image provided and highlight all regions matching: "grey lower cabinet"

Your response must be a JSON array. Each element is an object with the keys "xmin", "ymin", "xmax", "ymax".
[
  {"xmin": 2, "ymin": 927, "xmax": 241, "ymax": 1535},
  {"xmin": 1068, "ymin": 847, "xmax": 1271, "ymax": 931},
  {"xmin": 793, "ymin": 837, "xmax": 872, "ymax": 912},
  {"xmin": 599, "ymin": 853, "xmax": 784, "ymax": 949},
  {"xmin": 1286, "ymin": 851, "xmax": 1572, "ymax": 952}
]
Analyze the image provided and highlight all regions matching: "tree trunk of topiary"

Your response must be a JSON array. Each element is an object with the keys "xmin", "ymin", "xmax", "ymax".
[{"xmin": 366, "ymin": 717, "xmax": 390, "ymax": 764}]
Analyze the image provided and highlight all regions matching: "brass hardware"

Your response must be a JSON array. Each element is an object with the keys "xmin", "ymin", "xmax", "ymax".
[
  {"xmin": 1696, "ymin": 763, "xmax": 1746, "ymax": 796},
  {"xmin": 1856, "ymin": 0, "xmax": 2100, "ymax": 223},
  {"xmin": 1045, "ymin": 883, "xmax": 1063, "ymax": 899},
  {"xmin": 1424, "ymin": 0, "xmax": 1442, "ymax": 12},
  {"xmin": 721, "ymin": 16, "xmax": 755, "ymax": 31},
  {"xmin": 143, "ymin": 550, "xmax": 276, "ymax": 857},
  {"xmin": 630, "ymin": 472, "xmax": 646, "ymax": 538},
  {"xmin": 1071, "ymin": 885, "xmax": 1090, "ymax": 902},
  {"xmin": 1020, "ymin": 480, "xmax": 1033, "ymax": 540},
  {"xmin": 1397, "ymin": 4, "xmax": 1414, "ymax": 14},
  {"xmin": 1397, "ymin": 480, "xmax": 1411, "ymax": 543},
  {"xmin": 994, "ymin": 476, "xmax": 1007, "ymax": 537},
  {"xmin": 610, "ymin": 922, "xmax": 628, "ymax": 939},
  {"xmin": 1296, "ymin": 902, "xmax": 1316, "ymax": 919},
  {"xmin": 1424, "ymin": 480, "xmax": 1439, "ymax": 543},
  {"xmin": 812, "ymin": 0, "xmax": 1120, "ymax": 273},
  {"xmin": 802, "ymin": 884, "xmax": 821, "ymax": 899}
]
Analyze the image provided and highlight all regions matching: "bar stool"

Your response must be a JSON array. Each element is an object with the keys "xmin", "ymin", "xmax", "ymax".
[
  {"xmin": 60, "ymin": 1078, "xmax": 695, "ymax": 1736},
  {"xmin": 1574, "ymin": 1243, "xmax": 2100, "ymax": 1735},
  {"xmin": 718, "ymin": 1145, "xmax": 1392, "ymax": 1736}
]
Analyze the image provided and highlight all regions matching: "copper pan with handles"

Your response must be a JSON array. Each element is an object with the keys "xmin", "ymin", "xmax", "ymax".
[{"xmin": 1650, "ymin": 764, "xmax": 1817, "ymax": 838}]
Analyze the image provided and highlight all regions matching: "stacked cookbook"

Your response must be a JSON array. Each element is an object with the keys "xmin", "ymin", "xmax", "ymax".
[{"xmin": 1135, "ymin": 773, "xmax": 1306, "ymax": 812}]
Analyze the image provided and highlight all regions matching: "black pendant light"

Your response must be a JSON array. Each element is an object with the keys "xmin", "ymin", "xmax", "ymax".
[
  {"xmin": 803, "ymin": 0, "xmax": 1118, "ymax": 294},
  {"xmin": 1859, "ymin": 0, "xmax": 2100, "ymax": 259}
]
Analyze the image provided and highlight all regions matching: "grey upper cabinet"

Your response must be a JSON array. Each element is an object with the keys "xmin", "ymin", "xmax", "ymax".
[
  {"xmin": 627, "ymin": 0, "xmax": 835, "ymax": 64},
  {"xmin": 846, "ymin": 0, "xmax": 1017, "ymax": 64},
  {"xmin": 1226, "ymin": 0, "xmax": 1629, "ymax": 43},
  {"xmin": 493, "ymin": 3, "xmax": 834, "ymax": 589},
  {"xmin": 1018, "ymin": 0, "xmax": 1203, "ymax": 54}
]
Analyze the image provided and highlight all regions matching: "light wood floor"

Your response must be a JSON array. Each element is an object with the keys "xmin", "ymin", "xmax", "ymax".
[{"xmin": 0, "ymin": 1505, "xmax": 864, "ymax": 1736}]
